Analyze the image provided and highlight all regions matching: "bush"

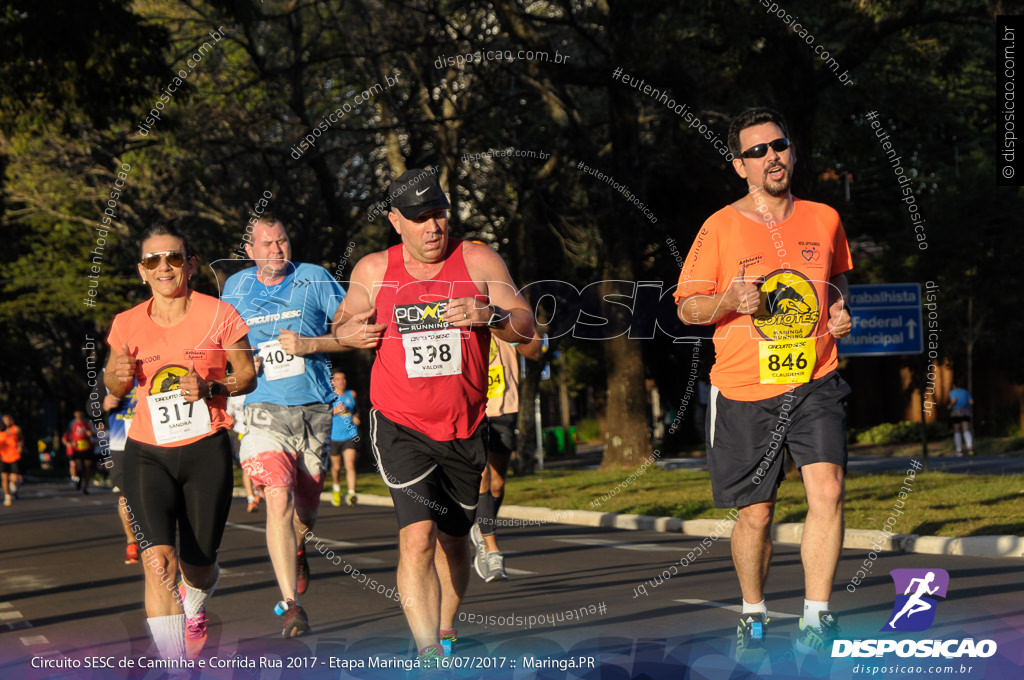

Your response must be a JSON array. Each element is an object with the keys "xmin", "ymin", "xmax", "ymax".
[
  {"xmin": 576, "ymin": 418, "xmax": 602, "ymax": 442},
  {"xmin": 850, "ymin": 420, "xmax": 951, "ymax": 445}
]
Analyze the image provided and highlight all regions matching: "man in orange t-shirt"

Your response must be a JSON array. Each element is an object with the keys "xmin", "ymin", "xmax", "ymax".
[{"xmin": 675, "ymin": 107, "xmax": 853, "ymax": 658}]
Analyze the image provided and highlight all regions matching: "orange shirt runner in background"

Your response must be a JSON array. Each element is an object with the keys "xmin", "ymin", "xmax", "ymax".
[
  {"xmin": 107, "ymin": 292, "xmax": 249, "ymax": 447},
  {"xmin": 675, "ymin": 199, "xmax": 853, "ymax": 402},
  {"xmin": 0, "ymin": 425, "xmax": 22, "ymax": 463}
]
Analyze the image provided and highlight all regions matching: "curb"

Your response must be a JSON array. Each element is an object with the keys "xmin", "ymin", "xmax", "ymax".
[{"xmin": 233, "ymin": 488, "xmax": 1024, "ymax": 559}]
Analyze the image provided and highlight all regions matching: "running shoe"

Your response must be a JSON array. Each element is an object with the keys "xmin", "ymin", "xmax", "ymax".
[
  {"xmin": 440, "ymin": 628, "xmax": 457, "ymax": 656},
  {"xmin": 794, "ymin": 611, "xmax": 840, "ymax": 655},
  {"xmin": 279, "ymin": 600, "xmax": 310, "ymax": 637},
  {"xmin": 345, "ymin": 490, "xmax": 358, "ymax": 506},
  {"xmin": 3, "ymin": 496, "xmax": 10, "ymax": 507},
  {"xmin": 331, "ymin": 489, "xmax": 342, "ymax": 507},
  {"xmin": 485, "ymin": 551, "xmax": 508, "ymax": 582},
  {"xmin": 184, "ymin": 610, "xmax": 208, "ymax": 659},
  {"xmin": 417, "ymin": 643, "xmax": 444, "ymax": 667},
  {"xmin": 124, "ymin": 543, "xmax": 141, "ymax": 564},
  {"xmin": 296, "ymin": 549, "xmax": 310, "ymax": 594},
  {"xmin": 472, "ymin": 536, "xmax": 490, "ymax": 581},
  {"xmin": 736, "ymin": 612, "xmax": 768, "ymax": 655},
  {"xmin": 246, "ymin": 495, "xmax": 261, "ymax": 513},
  {"xmin": 470, "ymin": 523, "xmax": 483, "ymax": 547}
]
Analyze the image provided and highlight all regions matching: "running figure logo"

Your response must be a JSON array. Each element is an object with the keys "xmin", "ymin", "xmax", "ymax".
[{"xmin": 883, "ymin": 568, "xmax": 950, "ymax": 632}]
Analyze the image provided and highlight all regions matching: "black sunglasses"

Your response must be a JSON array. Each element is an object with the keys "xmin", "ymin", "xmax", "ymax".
[
  {"xmin": 141, "ymin": 251, "xmax": 186, "ymax": 270},
  {"xmin": 740, "ymin": 137, "xmax": 791, "ymax": 159}
]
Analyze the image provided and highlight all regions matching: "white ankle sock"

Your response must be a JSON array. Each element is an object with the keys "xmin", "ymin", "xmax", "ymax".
[
  {"xmin": 742, "ymin": 598, "xmax": 767, "ymax": 615},
  {"xmin": 182, "ymin": 566, "xmax": 219, "ymax": 619},
  {"xmin": 146, "ymin": 614, "xmax": 185, "ymax": 659},
  {"xmin": 333, "ymin": 483, "xmax": 341, "ymax": 492},
  {"xmin": 804, "ymin": 599, "xmax": 829, "ymax": 626}
]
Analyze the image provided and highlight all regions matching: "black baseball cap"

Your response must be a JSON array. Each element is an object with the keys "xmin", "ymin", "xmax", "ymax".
[{"xmin": 388, "ymin": 168, "xmax": 450, "ymax": 219}]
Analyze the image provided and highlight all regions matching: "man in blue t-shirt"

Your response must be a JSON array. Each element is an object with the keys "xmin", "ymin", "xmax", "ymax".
[
  {"xmin": 222, "ymin": 213, "xmax": 367, "ymax": 637},
  {"xmin": 328, "ymin": 370, "xmax": 360, "ymax": 507},
  {"xmin": 948, "ymin": 382, "xmax": 974, "ymax": 457}
]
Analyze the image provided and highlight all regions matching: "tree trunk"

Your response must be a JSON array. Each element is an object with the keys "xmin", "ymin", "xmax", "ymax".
[{"xmin": 598, "ymin": 3, "xmax": 653, "ymax": 469}]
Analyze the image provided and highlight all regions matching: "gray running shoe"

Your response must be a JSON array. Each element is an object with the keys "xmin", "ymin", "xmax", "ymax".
[
  {"xmin": 485, "ymin": 551, "xmax": 508, "ymax": 582},
  {"xmin": 473, "ymin": 535, "xmax": 490, "ymax": 580}
]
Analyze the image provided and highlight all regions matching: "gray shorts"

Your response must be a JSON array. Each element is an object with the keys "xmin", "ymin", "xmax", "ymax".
[{"xmin": 239, "ymin": 402, "xmax": 332, "ymax": 496}]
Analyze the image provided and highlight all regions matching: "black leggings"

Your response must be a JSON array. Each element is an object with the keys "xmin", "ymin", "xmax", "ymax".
[{"xmin": 123, "ymin": 430, "xmax": 233, "ymax": 566}]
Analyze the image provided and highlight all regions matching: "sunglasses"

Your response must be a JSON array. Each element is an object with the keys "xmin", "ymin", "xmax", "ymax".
[
  {"xmin": 740, "ymin": 137, "xmax": 791, "ymax": 159},
  {"xmin": 141, "ymin": 251, "xmax": 187, "ymax": 270}
]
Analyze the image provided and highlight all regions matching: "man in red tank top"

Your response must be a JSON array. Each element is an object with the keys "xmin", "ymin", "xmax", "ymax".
[{"xmin": 335, "ymin": 168, "xmax": 535, "ymax": 662}]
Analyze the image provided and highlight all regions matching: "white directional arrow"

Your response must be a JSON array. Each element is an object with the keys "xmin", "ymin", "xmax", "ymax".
[{"xmin": 906, "ymin": 318, "xmax": 917, "ymax": 340}]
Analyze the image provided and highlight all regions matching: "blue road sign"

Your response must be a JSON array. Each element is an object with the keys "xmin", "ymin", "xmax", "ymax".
[{"xmin": 838, "ymin": 283, "xmax": 923, "ymax": 356}]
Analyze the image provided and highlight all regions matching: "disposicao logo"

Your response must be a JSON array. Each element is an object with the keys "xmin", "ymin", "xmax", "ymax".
[
  {"xmin": 883, "ymin": 568, "xmax": 949, "ymax": 632},
  {"xmin": 832, "ymin": 568, "xmax": 998, "ymax": 659}
]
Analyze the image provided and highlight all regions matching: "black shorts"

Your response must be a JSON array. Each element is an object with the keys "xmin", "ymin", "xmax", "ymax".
[
  {"xmin": 369, "ymin": 409, "xmax": 486, "ymax": 536},
  {"xmin": 330, "ymin": 439, "xmax": 359, "ymax": 457},
  {"xmin": 108, "ymin": 449, "xmax": 126, "ymax": 489},
  {"xmin": 706, "ymin": 371, "xmax": 851, "ymax": 508},
  {"xmin": 122, "ymin": 429, "xmax": 233, "ymax": 566},
  {"xmin": 1, "ymin": 461, "xmax": 19, "ymax": 475},
  {"xmin": 949, "ymin": 416, "xmax": 971, "ymax": 425},
  {"xmin": 486, "ymin": 414, "xmax": 518, "ymax": 458}
]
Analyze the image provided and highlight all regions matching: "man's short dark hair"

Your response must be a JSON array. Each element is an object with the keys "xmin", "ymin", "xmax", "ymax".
[
  {"xmin": 728, "ymin": 107, "xmax": 790, "ymax": 157},
  {"xmin": 253, "ymin": 211, "xmax": 282, "ymax": 229}
]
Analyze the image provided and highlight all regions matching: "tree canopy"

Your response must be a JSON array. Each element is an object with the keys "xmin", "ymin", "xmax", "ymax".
[{"xmin": 1, "ymin": 0, "xmax": 1018, "ymax": 461}]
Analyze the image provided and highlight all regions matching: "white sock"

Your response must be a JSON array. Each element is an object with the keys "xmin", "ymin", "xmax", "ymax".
[
  {"xmin": 247, "ymin": 495, "xmax": 255, "ymax": 503},
  {"xmin": 741, "ymin": 599, "xmax": 767, "ymax": 616},
  {"xmin": 804, "ymin": 599, "xmax": 829, "ymax": 626},
  {"xmin": 348, "ymin": 488, "xmax": 356, "ymax": 494},
  {"xmin": 954, "ymin": 432, "xmax": 963, "ymax": 452},
  {"xmin": 963, "ymin": 432, "xmax": 973, "ymax": 450},
  {"xmin": 182, "ymin": 566, "xmax": 219, "ymax": 619},
  {"xmin": 333, "ymin": 483, "xmax": 341, "ymax": 492},
  {"xmin": 146, "ymin": 614, "xmax": 186, "ymax": 659}
]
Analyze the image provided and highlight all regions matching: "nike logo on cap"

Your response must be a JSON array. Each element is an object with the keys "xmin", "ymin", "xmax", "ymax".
[{"xmin": 415, "ymin": 187, "xmax": 430, "ymax": 196}]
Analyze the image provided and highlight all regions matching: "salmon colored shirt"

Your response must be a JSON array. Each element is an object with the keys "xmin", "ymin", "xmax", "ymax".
[
  {"xmin": 675, "ymin": 199, "xmax": 853, "ymax": 402},
  {"xmin": 107, "ymin": 292, "xmax": 249, "ymax": 447}
]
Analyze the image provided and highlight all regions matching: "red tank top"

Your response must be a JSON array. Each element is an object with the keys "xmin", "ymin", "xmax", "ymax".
[{"xmin": 371, "ymin": 241, "xmax": 490, "ymax": 440}]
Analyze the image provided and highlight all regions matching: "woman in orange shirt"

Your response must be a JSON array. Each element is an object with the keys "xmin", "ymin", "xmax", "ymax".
[{"xmin": 104, "ymin": 221, "xmax": 256, "ymax": 661}]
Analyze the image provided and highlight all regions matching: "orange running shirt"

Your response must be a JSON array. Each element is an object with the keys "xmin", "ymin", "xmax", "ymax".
[
  {"xmin": 675, "ymin": 199, "xmax": 853, "ymax": 402},
  {"xmin": 107, "ymin": 292, "xmax": 249, "ymax": 447},
  {"xmin": 0, "ymin": 425, "xmax": 22, "ymax": 463}
]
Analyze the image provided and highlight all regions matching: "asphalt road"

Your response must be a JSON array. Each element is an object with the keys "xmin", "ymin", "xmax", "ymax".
[{"xmin": 1, "ymin": 482, "xmax": 1022, "ymax": 679}]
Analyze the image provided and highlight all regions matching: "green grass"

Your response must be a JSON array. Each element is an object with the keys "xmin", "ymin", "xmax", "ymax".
[{"xmin": 349, "ymin": 465, "xmax": 1024, "ymax": 538}]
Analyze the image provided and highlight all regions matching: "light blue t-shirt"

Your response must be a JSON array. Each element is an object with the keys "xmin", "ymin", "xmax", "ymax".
[
  {"xmin": 331, "ymin": 390, "xmax": 358, "ymax": 441},
  {"xmin": 222, "ymin": 262, "xmax": 346, "ymax": 406},
  {"xmin": 948, "ymin": 388, "xmax": 972, "ymax": 413}
]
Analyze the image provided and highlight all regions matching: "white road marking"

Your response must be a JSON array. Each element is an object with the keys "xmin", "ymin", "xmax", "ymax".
[
  {"xmin": 674, "ymin": 599, "xmax": 798, "ymax": 620},
  {"xmin": 556, "ymin": 537, "xmax": 690, "ymax": 552},
  {"xmin": 505, "ymin": 567, "xmax": 536, "ymax": 576},
  {"xmin": 226, "ymin": 523, "xmax": 537, "ymax": 573},
  {"xmin": 225, "ymin": 522, "xmax": 385, "ymax": 565},
  {"xmin": 20, "ymin": 635, "xmax": 48, "ymax": 646}
]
